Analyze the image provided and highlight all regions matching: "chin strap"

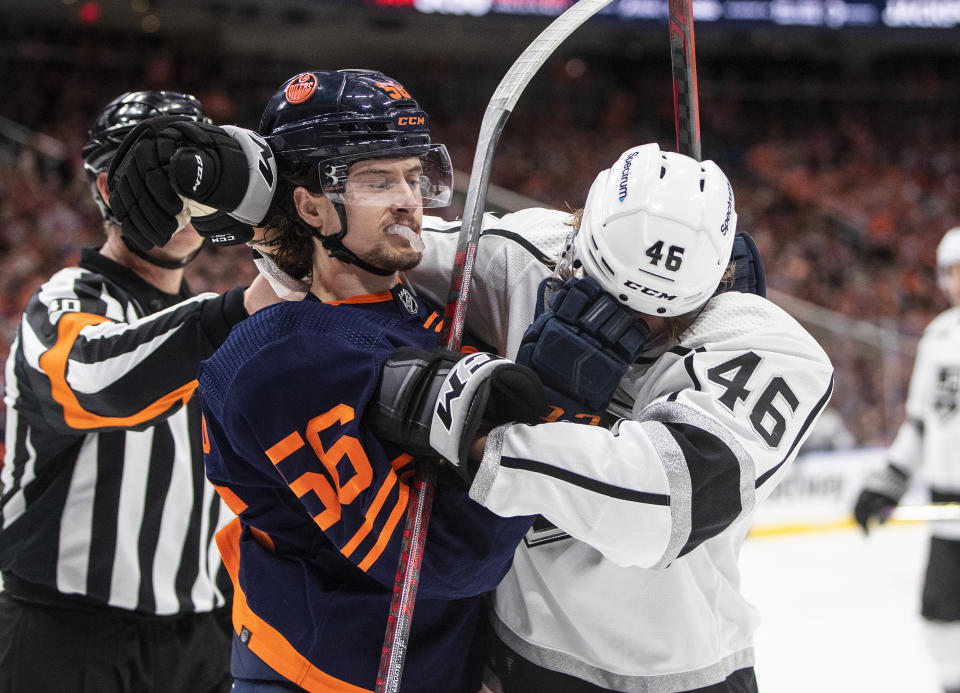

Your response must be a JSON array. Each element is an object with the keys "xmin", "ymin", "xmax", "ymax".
[
  {"xmin": 313, "ymin": 202, "xmax": 395, "ymax": 277},
  {"xmin": 121, "ymin": 234, "xmax": 205, "ymax": 269}
]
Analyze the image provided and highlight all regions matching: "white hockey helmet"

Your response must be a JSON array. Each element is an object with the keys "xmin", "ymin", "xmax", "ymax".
[
  {"xmin": 573, "ymin": 143, "xmax": 737, "ymax": 317},
  {"xmin": 937, "ymin": 227, "xmax": 960, "ymax": 289}
]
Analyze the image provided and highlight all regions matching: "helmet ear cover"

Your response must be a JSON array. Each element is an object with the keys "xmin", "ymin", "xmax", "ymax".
[{"xmin": 574, "ymin": 143, "xmax": 737, "ymax": 317}]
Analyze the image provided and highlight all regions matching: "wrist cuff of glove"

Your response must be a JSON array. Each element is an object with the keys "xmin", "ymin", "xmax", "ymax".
[
  {"xmin": 467, "ymin": 423, "xmax": 510, "ymax": 505},
  {"xmin": 864, "ymin": 463, "xmax": 910, "ymax": 502},
  {"xmin": 221, "ymin": 125, "xmax": 277, "ymax": 227}
]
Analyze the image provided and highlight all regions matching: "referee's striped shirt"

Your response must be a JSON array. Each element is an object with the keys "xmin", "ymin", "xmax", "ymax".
[{"xmin": 1, "ymin": 248, "xmax": 247, "ymax": 615}]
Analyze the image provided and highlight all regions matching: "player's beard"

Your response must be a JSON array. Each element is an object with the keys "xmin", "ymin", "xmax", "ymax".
[
  {"xmin": 362, "ymin": 242, "xmax": 422, "ymax": 272},
  {"xmin": 360, "ymin": 218, "xmax": 423, "ymax": 272}
]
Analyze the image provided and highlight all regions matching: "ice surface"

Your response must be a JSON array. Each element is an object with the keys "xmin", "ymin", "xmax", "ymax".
[{"xmin": 742, "ymin": 523, "xmax": 940, "ymax": 692}]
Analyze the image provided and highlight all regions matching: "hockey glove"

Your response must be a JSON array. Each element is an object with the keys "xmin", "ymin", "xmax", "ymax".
[
  {"xmin": 853, "ymin": 463, "xmax": 910, "ymax": 534},
  {"xmin": 368, "ymin": 347, "xmax": 548, "ymax": 485},
  {"xmin": 108, "ymin": 119, "xmax": 276, "ymax": 248},
  {"xmin": 730, "ymin": 231, "xmax": 766, "ymax": 297},
  {"xmin": 191, "ymin": 210, "xmax": 255, "ymax": 248},
  {"xmin": 516, "ymin": 276, "xmax": 649, "ymax": 412}
]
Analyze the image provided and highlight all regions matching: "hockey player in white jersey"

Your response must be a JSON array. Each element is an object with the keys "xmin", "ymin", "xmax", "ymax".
[
  {"xmin": 376, "ymin": 143, "xmax": 835, "ymax": 692},
  {"xmin": 854, "ymin": 226, "xmax": 960, "ymax": 693}
]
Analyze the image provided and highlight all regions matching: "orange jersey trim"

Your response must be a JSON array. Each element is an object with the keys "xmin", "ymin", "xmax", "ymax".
[
  {"xmin": 212, "ymin": 484, "xmax": 247, "ymax": 516},
  {"xmin": 38, "ymin": 312, "xmax": 197, "ymax": 430},
  {"xmin": 341, "ymin": 470, "xmax": 398, "ymax": 559},
  {"xmin": 266, "ymin": 431, "xmax": 306, "ymax": 463},
  {"xmin": 201, "ymin": 415, "xmax": 211, "ymax": 454},
  {"xmin": 390, "ymin": 453, "xmax": 413, "ymax": 473},
  {"xmin": 216, "ymin": 519, "xmax": 373, "ymax": 693},
  {"xmin": 324, "ymin": 290, "xmax": 393, "ymax": 306},
  {"xmin": 213, "ymin": 485, "xmax": 276, "ymax": 555},
  {"xmin": 357, "ymin": 480, "xmax": 409, "ymax": 572}
]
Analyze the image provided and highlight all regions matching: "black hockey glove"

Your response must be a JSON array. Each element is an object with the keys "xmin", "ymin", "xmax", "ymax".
[
  {"xmin": 853, "ymin": 463, "xmax": 910, "ymax": 534},
  {"xmin": 368, "ymin": 347, "xmax": 548, "ymax": 485},
  {"xmin": 517, "ymin": 276, "xmax": 649, "ymax": 413},
  {"xmin": 108, "ymin": 119, "xmax": 275, "ymax": 248},
  {"xmin": 730, "ymin": 231, "xmax": 766, "ymax": 297}
]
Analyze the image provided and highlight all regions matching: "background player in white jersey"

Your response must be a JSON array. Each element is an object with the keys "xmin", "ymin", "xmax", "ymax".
[
  {"xmin": 853, "ymin": 226, "xmax": 960, "ymax": 693},
  {"xmin": 376, "ymin": 144, "xmax": 835, "ymax": 692}
]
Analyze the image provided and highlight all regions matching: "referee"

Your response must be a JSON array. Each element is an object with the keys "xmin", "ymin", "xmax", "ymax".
[{"xmin": 0, "ymin": 92, "xmax": 276, "ymax": 692}]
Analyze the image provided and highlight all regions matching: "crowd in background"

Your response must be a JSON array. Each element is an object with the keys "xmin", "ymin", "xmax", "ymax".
[{"xmin": 2, "ymin": 24, "xmax": 958, "ymax": 449}]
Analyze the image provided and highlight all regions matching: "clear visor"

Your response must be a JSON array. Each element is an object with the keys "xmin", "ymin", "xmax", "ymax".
[{"xmin": 319, "ymin": 144, "xmax": 453, "ymax": 209}]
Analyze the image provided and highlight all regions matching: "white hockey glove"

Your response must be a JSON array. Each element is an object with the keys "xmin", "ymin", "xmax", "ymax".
[
  {"xmin": 108, "ymin": 118, "xmax": 277, "ymax": 248},
  {"xmin": 368, "ymin": 347, "xmax": 548, "ymax": 484}
]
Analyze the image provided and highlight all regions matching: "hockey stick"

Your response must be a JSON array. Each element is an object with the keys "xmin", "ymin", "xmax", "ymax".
[
  {"xmin": 890, "ymin": 503, "xmax": 960, "ymax": 522},
  {"xmin": 669, "ymin": 0, "xmax": 701, "ymax": 161},
  {"xmin": 375, "ymin": 2, "xmax": 614, "ymax": 691}
]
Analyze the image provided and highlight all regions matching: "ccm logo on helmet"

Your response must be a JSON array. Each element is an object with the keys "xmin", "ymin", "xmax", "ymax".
[
  {"xmin": 623, "ymin": 280, "xmax": 677, "ymax": 301},
  {"xmin": 396, "ymin": 115, "xmax": 426, "ymax": 127}
]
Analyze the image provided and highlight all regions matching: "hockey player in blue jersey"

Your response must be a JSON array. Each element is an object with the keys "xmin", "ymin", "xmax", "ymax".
[{"xmin": 106, "ymin": 69, "xmax": 547, "ymax": 693}]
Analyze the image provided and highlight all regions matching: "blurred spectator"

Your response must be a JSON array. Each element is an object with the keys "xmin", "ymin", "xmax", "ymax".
[{"xmin": 800, "ymin": 407, "xmax": 857, "ymax": 455}]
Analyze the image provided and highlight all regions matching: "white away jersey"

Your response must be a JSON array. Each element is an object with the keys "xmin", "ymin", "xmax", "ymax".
[
  {"xmin": 887, "ymin": 308, "xmax": 960, "ymax": 538},
  {"xmin": 411, "ymin": 209, "xmax": 835, "ymax": 691}
]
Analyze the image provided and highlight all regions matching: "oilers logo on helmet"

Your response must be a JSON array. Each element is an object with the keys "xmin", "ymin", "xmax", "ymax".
[{"xmin": 284, "ymin": 73, "xmax": 318, "ymax": 104}]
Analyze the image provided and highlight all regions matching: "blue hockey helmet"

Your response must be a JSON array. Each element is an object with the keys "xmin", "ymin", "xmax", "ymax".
[{"xmin": 258, "ymin": 69, "xmax": 452, "ymax": 209}]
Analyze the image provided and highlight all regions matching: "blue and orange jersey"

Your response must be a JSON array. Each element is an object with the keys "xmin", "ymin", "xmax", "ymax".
[{"xmin": 198, "ymin": 284, "xmax": 533, "ymax": 693}]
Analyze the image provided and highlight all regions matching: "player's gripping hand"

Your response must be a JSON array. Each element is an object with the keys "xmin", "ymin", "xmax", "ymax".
[
  {"xmin": 107, "ymin": 118, "xmax": 276, "ymax": 248},
  {"xmin": 730, "ymin": 231, "xmax": 766, "ymax": 296},
  {"xmin": 368, "ymin": 347, "xmax": 548, "ymax": 485},
  {"xmin": 853, "ymin": 463, "xmax": 909, "ymax": 534},
  {"xmin": 517, "ymin": 276, "xmax": 649, "ymax": 412}
]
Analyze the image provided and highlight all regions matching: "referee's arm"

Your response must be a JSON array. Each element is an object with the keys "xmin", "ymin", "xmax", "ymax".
[{"xmin": 20, "ymin": 275, "xmax": 247, "ymax": 434}]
